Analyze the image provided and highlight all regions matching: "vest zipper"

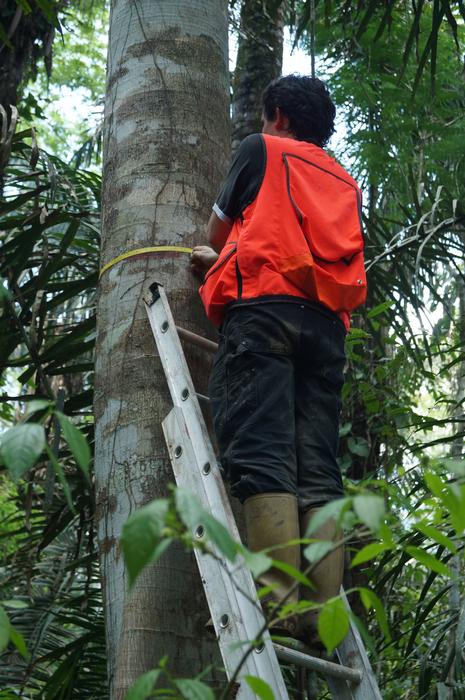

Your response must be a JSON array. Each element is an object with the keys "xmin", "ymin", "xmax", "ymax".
[
  {"xmin": 202, "ymin": 242, "xmax": 237, "ymax": 283},
  {"xmin": 282, "ymin": 152, "xmax": 362, "ymax": 266},
  {"xmin": 235, "ymin": 257, "xmax": 243, "ymax": 298}
]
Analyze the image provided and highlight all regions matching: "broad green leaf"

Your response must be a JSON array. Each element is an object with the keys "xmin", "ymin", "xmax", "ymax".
[
  {"xmin": 0, "ymin": 606, "xmax": 10, "ymax": 653},
  {"xmin": 351, "ymin": 542, "xmax": 392, "ymax": 567},
  {"xmin": 203, "ymin": 513, "xmax": 237, "ymax": 562},
  {"xmin": 359, "ymin": 588, "xmax": 391, "ymax": 640},
  {"xmin": 272, "ymin": 559, "xmax": 312, "ymax": 587},
  {"xmin": 55, "ymin": 411, "xmax": 91, "ymax": 476},
  {"xmin": 1, "ymin": 600, "xmax": 29, "ymax": 609},
  {"xmin": 347, "ymin": 328, "xmax": 371, "ymax": 339},
  {"xmin": 174, "ymin": 679, "xmax": 215, "ymax": 700},
  {"xmin": 25, "ymin": 399, "xmax": 51, "ymax": 416},
  {"xmin": 415, "ymin": 523, "xmax": 457, "ymax": 554},
  {"xmin": 244, "ymin": 676, "xmax": 274, "ymax": 700},
  {"xmin": 303, "ymin": 540, "xmax": 334, "ymax": 564},
  {"xmin": 241, "ymin": 548, "xmax": 272, "ymax": 578},
  {"xmin": 125, "ymin": 669, "xmax": 161, "ymax": 700},
  {"xmin": 348, "ymin": 437, "xmax": 369, "ymax": 457},
  {"xmin": 175, "ymin": 489, "xmax": 236, "ymax": 561},
  {"xmin": 121, "ymin": 499, "xmax": 170, "ymax": 587},
  {"xmin": 318, "ymin": 598, "xmax": 349, "ymax": 653},
  {"xmin": 0, "ymin": 423, "xmax": 45, "ymax": 480},
  {"xmin": 9, "ymin": 626, "xmax": 28, "ymax": 659},
  {"xmin": 405, "ymin": 546, "xmax": 451, "ymax": 577},
  {"xmin": 367, "ymin": 300, "xmax": 394, "ymax": 318},
  {"xmin": 353, "ymin": 494, "xmax": 385, "ymax": 532},
  {"xmin": 304, "ymin": 498, "xmax": 351, "ymax": 536},
  {"xmin": 424, "ymin": 471, "xmax": 445, "ymax": 499}
]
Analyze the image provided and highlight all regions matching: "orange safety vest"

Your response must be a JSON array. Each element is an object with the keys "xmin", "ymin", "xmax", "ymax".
[{"xmin": 199, "ymin": 134, "xmax": 367, "ymax": 327}]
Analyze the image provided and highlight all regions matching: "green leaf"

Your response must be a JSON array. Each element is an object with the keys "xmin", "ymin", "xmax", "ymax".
[
  {"xmin": 347, "ymin": 328, "xmax": 371, "ymax": 339},
  {"xmin": 318, "ymin": 598, "xmax": 349, "ymax": 653},
  {"xmin": 15, "ymin": 0, "xmax": 32, "ymax": 13},
  {"xmin": 348, "ymin": 437, "xmax": 369, "ymax": 457},
  {"xmin": 359, "ymin": 588, "xmax": 391, "ymax": 640},
  {"xmin": 125, "ymin": 669, "xmax": 161, "ymax": 700},
  {"xmin": 415, "ymin": 523, "xmax": 457, "ymax": 554},
  {"xmin": 303, "ymin": 540, "xmax": 334, "ymax": 564},
  {"xmin": 367, "ymin": 300, "xmax": 394, "ymax": 318},
  {"xmin": 241, "ymin": 548, "xmax": 272, "ymax": 578},
  {"xmin": 0, "ymin": 423, "xmax": 45, "ymax": 480},
  {"xmin": 304, "ymin": 498, "xmax": 351, "ymax": 536},
  {"xmin": 0, "ymin": 606, "xmax": 11, "ymax": 653},
  {"xmin": 1, "ymin": 600, "xmax": 29, "ymax": 609},
  {"xmin": 424, "ymin": 471, "xmax": 445, "ymax": 499},
  {"xmin": 0, "ymin": 22, "xmax": 13, "ymax": 49},
  {"xmin": 45, "ymin": 445, "xmax": 75, "ymax": 514},
  {"xmin": 203, "ymin": 513, "xmax": 237, "ymax": 562},
  {"xmin": 272, "ymin": 559, "xmax": 312, "ymax": 587},
  {"xmin": 351, "ymin": 542, "xmax": 392, "ymax": 567},
  {"xmin": 353, "ymin": 494, "xmax": 385, "ymax": 532},
  {"xmin": 441, "ymin": 458, "xmax": 465, "ymax": 478},
  {"xmin": 121, "ymin": 499, "xmax": 170, "ymax": 587},
  {"xmin": 25, "ymin": 399, "xmax": 52, "ymax": 416},
  {"xmin": 175, "ymin": 489, "xmax": 237, "ymax": 561},
  {"xmin": 244, "ymin": 676, "xmax": 274, "ymax": 700},
  {"xmin": 9, "ymin": 626, "xmax": 28, "ymax": 659},
  {"xmin": 174, "ymin": 679, "xmax": 215, "ymax": 700},
  {"xmin": 55, "ymin": 411, "xmax": 91, "ymax": 476},
  {"xmin": 405, "ymin": 546, "xmax": 451, "ymax": 577},
  {"xmin": 34, "ymin": 0, "xmax": 61, "ymax": 27}
]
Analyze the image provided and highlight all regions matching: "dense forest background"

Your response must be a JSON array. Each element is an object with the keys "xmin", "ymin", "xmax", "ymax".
[{"xmin": 1, "ymin": 1, "xmax": 465, "ymax": 698}]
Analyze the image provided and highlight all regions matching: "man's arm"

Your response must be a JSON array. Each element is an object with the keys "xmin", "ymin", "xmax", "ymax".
[{"xmin": 207, "ymin": 211, "xmax": 233, "ymax": 253}]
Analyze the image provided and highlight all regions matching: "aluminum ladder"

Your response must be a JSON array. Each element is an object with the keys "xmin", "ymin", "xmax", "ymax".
[{"xmin": 144, "ymin": 282, "xmax": 383, "ymax": 700}]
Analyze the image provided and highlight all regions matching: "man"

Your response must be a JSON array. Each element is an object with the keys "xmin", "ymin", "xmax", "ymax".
[{"xmin": 191, "ymin": 75, "xmax": 366, "ymax": 642}]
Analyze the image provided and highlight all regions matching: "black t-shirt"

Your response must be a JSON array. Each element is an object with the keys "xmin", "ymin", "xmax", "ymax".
[{"xmin": 213, "ymin": 134, "xmax": 266, "ymax": 223}]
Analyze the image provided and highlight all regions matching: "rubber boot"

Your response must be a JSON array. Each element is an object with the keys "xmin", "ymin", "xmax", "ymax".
[
  {"xmin": 298, "ymin": 507, "xmax": 344, "ymax": 647},
  {"xmin": 244, "ymin": 492, "xmax": 300, "ymax": 637}
]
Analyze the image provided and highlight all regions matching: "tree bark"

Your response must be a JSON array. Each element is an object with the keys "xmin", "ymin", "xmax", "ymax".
[
  {"xmin": 231, "ymin": 0, "xmax": 284, "ymax": 153},
  {"xmin": 94, "ymin": 1, "xmax": 229, "ymax": 697}
]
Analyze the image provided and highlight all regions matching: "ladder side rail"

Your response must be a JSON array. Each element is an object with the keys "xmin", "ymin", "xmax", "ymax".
[
  {"xmin": 144, "ymin": 285, "xmax": 289, "ymax": 699},
  {"xmin": 326, "ymin": 675, "xmax": 355, "ymax": 700},
  {"xmin": 337, "ymin": 589, "xmax": 383, "ymax": 700},
  {"xmin": 163, "ymin": 409, "xmax": 288, "ymax": 699}
]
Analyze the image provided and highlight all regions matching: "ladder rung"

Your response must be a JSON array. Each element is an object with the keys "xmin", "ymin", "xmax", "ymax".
[
  {"xmin": 273, "ymin": 643, "xmax": 363, "ymax": 685},
  {"xmin": 176, "ymin": 325, "xmax": 218, "ymax": 354}
]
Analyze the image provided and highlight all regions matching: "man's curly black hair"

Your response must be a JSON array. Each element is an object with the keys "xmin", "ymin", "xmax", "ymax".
[{"xmin": 262, "ymin": 75, "xmax": 336, "ymax": 147}]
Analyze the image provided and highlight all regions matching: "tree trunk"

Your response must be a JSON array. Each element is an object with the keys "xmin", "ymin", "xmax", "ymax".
[
  {"xmin": 94, "ymin": 2, "xmax": 229, "ymax": 697},
  {"xmin": 231, "ymin": 0, "xmax": 284, "ymax": 153}
]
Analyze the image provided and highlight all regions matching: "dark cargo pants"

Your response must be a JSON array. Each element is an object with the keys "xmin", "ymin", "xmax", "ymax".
[{"xmin": 208, "ymin": 302, "xmax": 346, "ymax": 509}]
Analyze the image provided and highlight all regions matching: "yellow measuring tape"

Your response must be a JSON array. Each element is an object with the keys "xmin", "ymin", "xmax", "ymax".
[{"xmin": 99, "ymin": 246, "xmax": 193, "ymax": 278}]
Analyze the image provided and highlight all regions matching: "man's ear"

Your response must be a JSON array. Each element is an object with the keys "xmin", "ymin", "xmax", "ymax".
[{"xmin": 275, "ymin": 107, "xmax": 290, "ymax": 132}]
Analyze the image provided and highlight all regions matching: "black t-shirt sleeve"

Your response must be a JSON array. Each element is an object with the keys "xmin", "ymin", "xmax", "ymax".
[{"xmin": 213, "ymin": 134, "xmax": 266, "ymax": 223}]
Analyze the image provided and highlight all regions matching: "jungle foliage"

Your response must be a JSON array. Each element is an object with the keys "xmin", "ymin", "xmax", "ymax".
[{"xmin": 0, "ymin": 2, "xmax": 465, "ymax": 699}]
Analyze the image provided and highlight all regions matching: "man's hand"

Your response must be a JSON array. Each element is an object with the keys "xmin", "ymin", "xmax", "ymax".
[{"xmin": 190, "ymin": 245, "xmax": 219, "ymax": 278}]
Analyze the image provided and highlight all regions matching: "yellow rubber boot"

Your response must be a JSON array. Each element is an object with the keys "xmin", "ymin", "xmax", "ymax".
[
  {"xmin": 244, "ymin": 493, "xmax": 300, "ymax": 636},
  {"xmin": 299, "ymin": 507, "xmax": 344, "ymax": 646}
]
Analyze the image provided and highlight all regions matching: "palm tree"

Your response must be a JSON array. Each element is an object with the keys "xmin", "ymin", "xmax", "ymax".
[{"xmin": 94, "ymin": 1, "xmax": 230, "ymax": 696}]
